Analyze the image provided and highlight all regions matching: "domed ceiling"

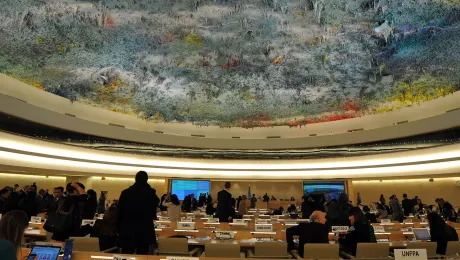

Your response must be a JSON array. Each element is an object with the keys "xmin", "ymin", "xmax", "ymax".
[{"xmin": 1, "ymin": 0, "xmax": 459, "ymax": 128}]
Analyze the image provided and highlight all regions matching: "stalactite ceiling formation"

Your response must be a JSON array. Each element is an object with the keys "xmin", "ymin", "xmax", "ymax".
[{"xmin": 1, "ymin": 0, "xmax": 459, "ymax": 128}]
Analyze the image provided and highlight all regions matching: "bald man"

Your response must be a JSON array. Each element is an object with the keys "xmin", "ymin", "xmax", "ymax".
[{"xmin": 286, "ymin": 210, "xmax": 329, "ymax": 257}]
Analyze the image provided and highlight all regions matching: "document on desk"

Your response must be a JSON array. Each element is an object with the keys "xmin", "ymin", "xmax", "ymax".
[{"xmin": 240, "ymin": 238, "xmax": 259, "ymax": 244}]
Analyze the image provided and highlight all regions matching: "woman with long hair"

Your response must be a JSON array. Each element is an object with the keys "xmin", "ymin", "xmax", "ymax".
[
  {"xmin": 162, "ymin": 194, "xmax": 181, "ymax": 222},
  {"xmin": 338, "ymin": 207, "xmax": 374, "ymax": 256},
  {"xmin": 0, "ymin": 210, "xmax": 29, "ymax": 260},
  {"xmin": 427, "ymin": 212, "xmax": 458, "ymax": 255},
  {"xmin": 91, "ymin": 205, "xmax": 119, "ymax": 251}
]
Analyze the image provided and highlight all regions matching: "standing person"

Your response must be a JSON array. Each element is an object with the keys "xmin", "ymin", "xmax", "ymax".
[
  {"xmin": 91, "ymin": 206, "xmax": 119, "ymax": 251},
  {"xmin": 160, "ymin": 194, "xmax": 167, "ymax": 211},
  {"xmin": 162, "ymin": 194, "xmax": 181, "ymax": 222},
  {"xmin": 36, "ymin": 189, "xmax": 46, "ymax": 214},
  {"xmin": 326, "ymin": 193, "xmax": 352, "ymax": 226},
  {"xmin": 12, "ymin": 184, "xmax": 19, "ymax": 193},
  {"xmin": 0, "ymin": 191, "xmax": 18, "ymax": 215},
  {"xmin": 379, "ymin": 194, "xmax": 386, "ymax": 205},
  {"xmin": 217, "ymin": 182, "xmax": 234, "ymax": 222},
  {"xmin": 412, "ymin": 196, "xmax": 419, "ymax": 207},
  {"xmin": 263, "ymin": 193, "xmax": 269, "ymax": 202},
  {"xmin": 16, "ymin": 185, "xmax": 30, "ymax": 203},
  {"xmin": 357, "ymin": 192, "xmax": 362, "ymax": 205},
  {"xmin": 236, "ymin": 196, "xmax": 242, "ymax": 210},
  {"xmin": 250, "ymin": 194, "xmax": 257, "ymax": 208},
  {"xmin": 0, "ymin": 210, "xmax": 29, "ymax": 260},
  {"xmin": 189, "ymin": 194, "xmax": 197, "ymax": 212},
  {"xmin": 401, "ymin": 194, "xmax": 413, "ymax": 216},
  {"xmin": 0, "ymin": 189, "xmax": 9, "ymax": 211},
  {"xmin": 118, "ymin": 171, "xmax": 159, "ymax": 255},
  {"xmin": 97, "ymin": 191, "xmax": 107, "ymax": 214},
  {"xmin": 47, "ymin": 187, "xmax": 64, "ymax": 213},
  {"xmin": 427, "ymin": 212, "xmax": 459, "ymax": 255},
  {"xmin": 390, "ymin": 195, "xmax": 403, "ymax": 222},
  {"xmin": 49, "ymin": 182, "xmax": 88, "ymax": 242},
  {"xmin": 237, "ymin": 195, "xmax": 248, "ymax": 216},
  {"xmin": 301, "ymin": 196, "xmax": 312, "ymax": 219},
  {"xmin": 375, "ymin": 203, "xmax": 388, "ymax": 219},
  {"xmin": 18, "ymin": 186, "xmax": 38, "ymax": 219},
  {"xmin": 82, "ymin": 189, "xmax": 98, "ymax": 220},
  {"xmin": 415, "ymin": 199, "xmax": 424, "ymax": 214}
]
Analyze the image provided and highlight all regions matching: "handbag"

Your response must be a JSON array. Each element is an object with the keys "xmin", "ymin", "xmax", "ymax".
[{"xmin": 44, "ymin": 200, "xmax": 75, "ymax": 234}]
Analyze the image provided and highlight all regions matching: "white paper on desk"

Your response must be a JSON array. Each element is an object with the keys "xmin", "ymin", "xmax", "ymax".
[
  {"xmin": 373, "ymin": 226, "xmax": 385, "ymax": 233},
  {"xmin": 216, "ymin": 231, "xmax": 235, "ymax": 239},
  {"xmin": 113, "ymin": 255, "xmax": 136, "ymax": 260},
  {"xmin": 255, "ymin": 219, "xmax": 269, "ymax": 224},
  {"xmin": 381, "ymin": 219, "xmax": 391, "ymax": 224},
  {"xmin": 206, "ymin": 218, "xmax": 219, "ymax": 223},
  {"xmin": 394, "ymin": 249, "xmax": 427, "ymax": 260},
  {"xmin": 31, "ymin": 216, "xmax": 41, "ymax": 223},
  {"xmin": 159, "ymin": 216, "xmax": 170, "ymax": 221},
  {"xmin": 167, "ymin": 257, "xmax": 199, "ymax": 260},
  {"xmin": 25, "ymin": 230, "xmax": 42, "ymax": 235},
  {"xmin": 81, "ymin": 219, "xmax": 96, "ymax": 226},
  {"xmin": 240, "ymin": 238, "xmax": 258, "ymax": 244},
  {"xmin": 233, "ymin": 219, "xmax": 248, "ymax": 224},
  {"xmin": 177, "ymin": 222, "xmax": 195, "ymax": 230},
  {"xmin": 255, "ymin": 224, "xmax": 273, "ymax": 232}
]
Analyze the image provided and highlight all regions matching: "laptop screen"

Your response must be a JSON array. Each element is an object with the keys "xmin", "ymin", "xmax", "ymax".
[
  {"xmin": 413, "ymin": 228, "xmax": 431, "ymax": 241},
  {"xmin": 30, "ymin": 245, "xmax": 61, "ymax": 260}
]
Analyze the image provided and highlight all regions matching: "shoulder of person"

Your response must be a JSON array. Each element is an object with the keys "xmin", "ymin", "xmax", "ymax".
[{"xmin": 0, "ymin": 239, "xmax": 16, "ymax": 257}]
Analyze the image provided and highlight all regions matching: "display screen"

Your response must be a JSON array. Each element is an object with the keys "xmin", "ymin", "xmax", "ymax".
[
  {"xmin": 171, "ymin": 180, "xmax": 210, "ymax": 200},
  {"xmin": 30, "ymin": 246, "xmax": 61, "ymax": 260},
  {"xmin": 303, "ymin": 181, "xmax": 345, "ymax": 201}
]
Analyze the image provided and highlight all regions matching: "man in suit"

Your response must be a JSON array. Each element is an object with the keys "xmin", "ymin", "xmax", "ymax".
[
  {"xmin": 401, "ymin": 193, "xmax": 413, "ymax": 216},
  {"xmin": 217, "ymin": 182, "xmax": 234, "ymax": 222},
  {"xmin": 46, "ymin": 186, "xmax": 64, "ymax": 213},
  {"xmin": 286, "ymin": 211, "xmax": 329, "ymax": 257},
  {"xmin": 36, "ymin": 189, "xmax": 46, "ymax": 214},
  {"xmin": 189, "ymin": 194, "xmax": 197, "ymax": 212},
  {"xmin": 17, "ymin": 185, "xmax": 30, "ymax": 202},
  {"xmin": 118, "ymin": 171, "xmax": 159, "ymax": 255}
]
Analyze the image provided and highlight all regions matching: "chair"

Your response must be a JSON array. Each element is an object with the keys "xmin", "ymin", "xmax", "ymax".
[
  {"xmin": 248, "ymin": 242, "xmax": 291, "ymax": 258},
  {"xmin": 406, "ymin": 242, "xmax": 437, "ymax": 258},
  {"xmin": 341, "ymin": 243, "xmax": 390, "ymax": 259},
  {"xmin": 69, "ymin": 237, "xmax": 100, "ymax": 252},
  {"xmin": 202, "ymin": 242, "xmax": 245, "ymax": 258},
  {"xmin": 302, "ymin": 244, "xmax": 340, "ymax": 259},
  {"xmin": 445, "ymin": 241, "xmax": 460, "ymax": 258},
  {"xmin": 157, "ymin": 237, "xmax": 200, "ymax": 256}
]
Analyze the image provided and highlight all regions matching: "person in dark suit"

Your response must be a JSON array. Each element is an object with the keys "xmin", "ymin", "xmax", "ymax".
[
  {"xmin": 427, "ymin": 212, "xmax": 459, "ymax": 255},
  {"xmin": 401, "ymin": 194, "xmax": 413, "ymax": 216},
  {"xmin": 46, "ymin": 187, "xmax": 64, "ymax": 213},
  {"xmin": 188, "ymin": 194, "xmax": 197, "ymax": 212},
  {"xmin": 301, "ymin": 196, "xmax": 312, "ymax": 219},
  {"xmin": 36, "ymin": 189, "xmax": 46, "ymax": 214},
  {"xmin": 118, "ymin": 171, "xmax": 159, "ymax": 255},
  {"xmin": 339, "ymin": 207, "xmax": 375, "ymax": 256},
  {"xmin": 217, "ymin": 182, "xmax": 234, "ymax": 222},
  {"xmin": 82, "ymin": 189, "xmax": 98, "ymax": 220},
  {"xmin": 0, "ymin": 189, "xmax": 10, "ymax": 211},
  {"xmin": 18, "ymin": 186, "xmax": 38, "ymax": 219},
  {"xmin": 286, "ymin": 211, "xmax": 329, "ymax": 257},
  {"xmin": 363, "ymin": 206, "xmax": 378, "ymax": 223},
  {"xmin": 16, "ymin": 185, "xmax": 30, "ymax": 203}
]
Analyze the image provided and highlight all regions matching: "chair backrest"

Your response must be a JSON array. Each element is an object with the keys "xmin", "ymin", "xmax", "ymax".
[
  {"xmin": 406, "ymin": 242, "xmax": 437, "ymax": 257},
  {"xmin": 445, "ymin": 241, "xmax": 460, "ymax": 257},
  {"xmin": 355, "ymin": 243, "xmax": 389, "ymax": 259},
  {"xmin": 205, "ymin": 242, "xmax": 241, "ymax": 258},
  {"xmin": 303, "ymin": 244, "xmax": 339, "ymax": 259},
  {"xmin": 69, "ymin": 237, "xmax": 100, "ymax": 252},
  {"xmin": 254, "ymin": 242, "xmax": 289, "ymax": 257},
  {"xmin": 158, "ymin": 237, "xmax": 189, "ymax": 255}
]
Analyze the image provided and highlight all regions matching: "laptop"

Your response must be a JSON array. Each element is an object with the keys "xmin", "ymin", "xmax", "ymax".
[
  {"xmin": 413, "ymin": 228, "xmax": 431, "ymax": 241},
  {"xmin": 28, "ymin": 245, "xmax": 61, "ymax": 260}
]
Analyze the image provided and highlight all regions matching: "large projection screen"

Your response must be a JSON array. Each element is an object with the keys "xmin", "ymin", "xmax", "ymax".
[{"xmin": 171, "ymin": 179, "xmax": 211, "ymax": 200}]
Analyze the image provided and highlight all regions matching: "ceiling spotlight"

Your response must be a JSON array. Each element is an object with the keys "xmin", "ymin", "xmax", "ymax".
[
  {"xmin": 429, "ymin": 178, "xmax": 434, "ymax": 182},
  {"xmin": 101, "ymin": 177, "xmax": 106, "ymax": 180}
]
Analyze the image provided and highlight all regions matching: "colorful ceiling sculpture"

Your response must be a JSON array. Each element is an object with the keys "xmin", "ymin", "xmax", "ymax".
[{"xmin": 1, "ymin": 0, "xmax": 459, "ymax": 127}]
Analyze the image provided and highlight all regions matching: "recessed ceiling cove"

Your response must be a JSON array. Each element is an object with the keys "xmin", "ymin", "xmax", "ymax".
[{"xmin": 1, "ymin": 0, "xmax": 459, "ymax": 128}]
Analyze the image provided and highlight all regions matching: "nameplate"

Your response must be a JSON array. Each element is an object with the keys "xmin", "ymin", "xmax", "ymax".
[
  {"xmin": 35, "ymin": 242, "xmax": 63, "ymax": 248},
  {"xmin": 159, "ymin": 217, "xmax": 170, "ymax": 221},
  {"xmin": 270, "ymin": 216, "xmax": 279, "ymax": 221},
  {"xmin": 284, "ymin": 219, "xmax": 297, "ymax": 225},
  {"xmin": 373, "ymin": 225, "xmax": 386, "ymax": 233},
  {"xmin": 81, "ymin": 219, "xmax": 96, "ymax": 227},
  {"xmin": 256, "ymin": 219, "xmax": 270, "ymax": 224},
  {"xmin": 394, "ymin": 249, "xmax": 427, "ymax": 260},
  {"xmin": 331, "ymin": 226, "xmax": 349, "ymax": 233},
  {"xmin": 166, "ymin": 257, "xmax": 199, "ymax": 260},
  {"xmin": 409, "ymin": 213, "xmax": 414, "ymax": 217},
  {"xmin": 186, "ymin": 213, "xmax": 195, "ymax": 219},
  {"xmin": 31, "ymin": 216, "xmax": 41, "ymax": 223},
  {"xmin": 215, "ymin": 231, "xmax": 235, "ymax": 239},
  {"xmin": 181, "ymin": 217, "xmax": 193, "ymax": 222},
  {"xmin": 113, "ymin": 255, "xmax": 136, "ymax": 260},
  {"xmin": 381, "ymin": 219, "xmax": 391, "ymax": 224},
  {"xmin": 233, "ymin": 219, "xmax": 248, "ymax": 224},
  {"xmin": 177, "ymin": 222, "xmax": 195, "ymax": 230},
  {"xmin": 403, "ymin": 219, "xmax": 413, "ymax": 223},
  {"xmin": 255, "ymin": 224, "xmax": 273, "ymax": 232},
  {"xmin": 207, "ymin": 218, "xmax": 219, "ymax": 223}
]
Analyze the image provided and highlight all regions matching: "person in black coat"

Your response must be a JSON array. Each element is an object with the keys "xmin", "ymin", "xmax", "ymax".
[
  {"xmin": 339, "ymin": 207, "xmax": 375, "ymax": 256},
  {"xmin": 50, "ymin": 182, "xmax": 88, "ymax": 242},
  {"xmin": 363, "ymin": 206, "xmax": 378, "ymax": 223},
  {"xmin": 327, "ymin": 193, "xmax": 352, "ymax": 226},
  {"xmin": 18, "ymin": 186, "xmax": 39, "ymax": 219},
  {"xmin": 0, "ymin": 189, "xmax": 9, "ymax": 211},
  {"xmin": 118, "ymin": 171, "xmax": 159, "ymax": 255},
  {"xmin": 16, "ymin": 185, "xmax": 30, "ymax": 203},
  {"xmin": 82, "ymin": 189, "xmax": 98, "ymax": 220},
  {"xmin": 428, "ymin": 212, "xmax": 459, "ymax": 255},
  {"xmin": 301, "ymin": 196, "xmax": 313, "ymax": 219},
  {"xmin": 91, "ymin": 205, "xmax": 119, "ymax": 251},
  {"xmin": 0, "ymin": 191, "xmax": 18, "ymax": 215},
  {"xmin": 401, "ymin": 194, "xmax": 413, "ymax": 216},
  {"xmin": 217, "ymin": 182, "xmax": 234, "ymax": 222},
  {"xmin": 286, "ymin": 211, "xmax": 329, "ymax": 257}
]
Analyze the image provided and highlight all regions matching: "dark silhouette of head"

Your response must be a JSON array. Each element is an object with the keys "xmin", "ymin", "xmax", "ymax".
[{"xmin": 135, "ymin": 171, "xmax": 148, "ymax": 183}]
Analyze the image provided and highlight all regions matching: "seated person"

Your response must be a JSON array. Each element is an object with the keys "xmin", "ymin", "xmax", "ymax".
[
  {"xmin": 272, "ymin": 206, "xmax": 284, "ymax": 215},
  {"xmin": 91, "ymin": 206, "xmax": 119, "ymax": 251},
  {"xmin": 363, "ymin": 205, "xmax": 378, "ymax": 223},
  {"xmin": 427, "ymin": 212, "xmax": 459, "ymax": 255},
  {"xmin": 286, "ymin": 211, "xmax": 329, "ymax": 257},
  {"xmin": 339, "ymin": 207, "xmax": 375, "ymax": 256},
  {"xmin": 290, "ymin": 197, "xmax": 295, "ymax": 201},
  {"xmin": 375, "ymin": 203, "xmax": 388, "ymax": 219},
  {"xmin": 287, "ymin": 204, "xmax": 298, "ymax": 214}
]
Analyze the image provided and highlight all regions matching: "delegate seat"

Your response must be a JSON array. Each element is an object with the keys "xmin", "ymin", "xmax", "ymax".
[
  {"xmin": 157, "ymin": 237, "xmax": 200, "ymax": 256},
  {"xmin": 69, "ymin": 237, "xmax": 101, "ymax": 252},
  {"xmin": 202, "ymin": 242, "xmax": 245, "ymax": 258},
  {"xmin": 248, "ymin": 242, "xmax": 291, "ymax": 258},
  {"xmin": 302, "ymin": 243, "xmax": 340, "ymax": 259},
  {"xmin": 406, "ymin": 242, "xmax": 438, "ymax": 258},
  {"xmin": 445, "ymin": 241, "xmax": 460, "ymax": 258},
  {"xmin": 341, "ymin": 243, "xmax": 390, "ymax": 259}
]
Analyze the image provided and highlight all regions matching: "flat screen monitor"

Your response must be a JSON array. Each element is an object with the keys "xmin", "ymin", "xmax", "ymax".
[
  {"xmin": 303, "ymin": 181, "xmax": 345, "ymax": 201},
  {"xmin": 171, "ymin": 179, "xmax": 210, "ymax": 200},
  {"xmin": 29, "ymin": 245, "xmax": 61, "ymax": 260},
  {"xmin": 413, "ymin": 228, "xmax": 431, "ymax": 241}
]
